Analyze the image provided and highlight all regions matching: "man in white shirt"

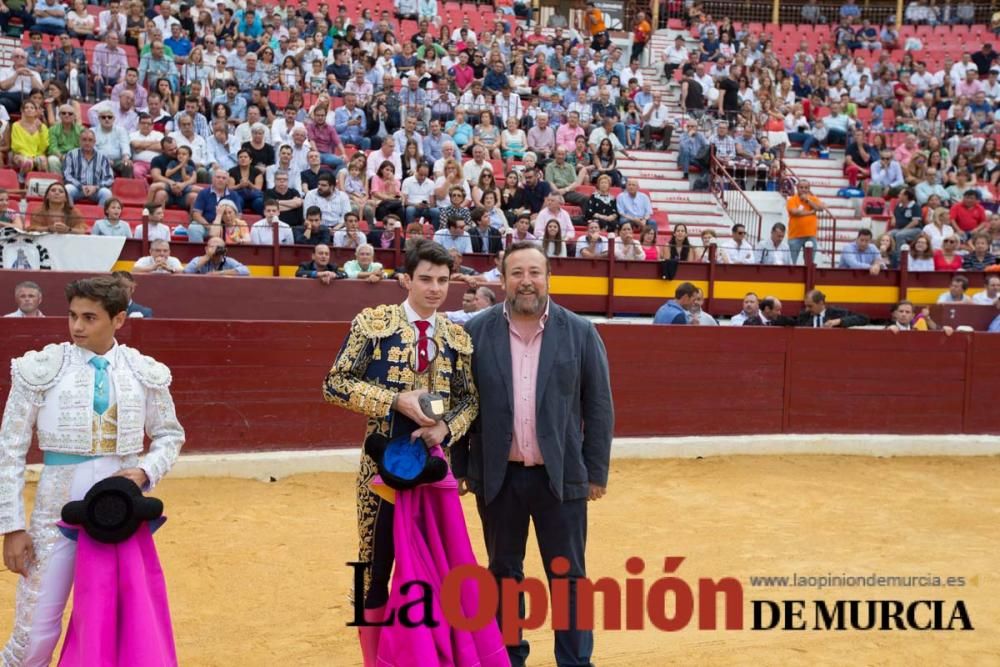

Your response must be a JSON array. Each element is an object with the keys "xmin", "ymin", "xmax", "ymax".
[
  {"xmin": 401, "ymin": 161, "xmax": 439, "ymax": 228},
  {"xmin": 152, "ymin": 1, "xmax": 180, "ymax": 35},
  {"xmin": 949, "ymin": 54, "xmax": 977, "ymax": 88},
  {"xmin": 0, "ymin": 49, "xmax": 44, "ymax": 114},
  {"xmin": 756, "ymin": 222, "xmax": 793, "ymax": 265},
  {"xmin": 5, "ymin": 281, "xmax": 43, "ymax": 318},
  {"xmin": 432, "ymin": 217, "xmax": 473, "ymax": 254},
  {"xmin": 433, "ymin": 141, "xmax": 459, "ymax": 177},
  {"xmin": 270, "ymin": 106, "xmax": 306, "ymax": 151},
  {"xmin": 445, "ymin": 286, "xmax": 495, "ymax": 324},
  {"xmin": 640, "ymin": 91, "xmax": 673, "ymax": 150},
  {"xmin": 937, "ymin": 275, "xmax": 972, "ymax": 303},
  {"xmin": 450, "ymin": 17, "xmax": 476, "ymax": 43},
  {"xmin": 982, "ymin": 69, "xmax": 1000, "ymax": 103},
  {"xmin": 729, "ymin": 292, "xmax": 760, "ymax": 326},
  {"xmin": 98, "ymin": 0, "xmax": 128, "ymax": 38},
  {"xmin": 849, "ymin": 75, "xmax": 873, "ymax": 106},
  {"xmin": 251, "ymin": 200, "xmax": 295, "ymax": 245},
  {"xmin": 971, "ymin": 275, "xmax": 1000, "ymax": 305},
  {"xmin": 909, "ymin": 62, "xmax": 936, "ymax": 95},
  {"xmin": 577, "ymin": 221, "xmax": 609, "ymax": 258},
  {"xmin": 332, "ymin": 212, "xmax": 367, "ymax": 248},
  {"xmin": 130, "ymin": 114, "xmax": 165, "ymax": 181},
  {"xmin": 720, "ymin": 223, "xmax": 756, "ymax": 264},
  {"xmin": 480, "ymin": 251, "xmax": 503, "ymax": 282},
  {"xmin": 132, "ymin": 205, "xmax": 173, "ymax": 242},
  {"xmin": 132, "ymin": 239, "xmax": 184, "ymax": 274},
  {"xmin": 234, "ymin": 105, "xmax": 272, "ymax": 147},
  {"xmin": 661, "ymin": 36, "xmax": 689, "ymax": 81},
  {"xmin": 462, "ymin": 144, "xmax": 490, "ymax": 185},
  {"xmin": 692, "ymin": 63, "xmax": 717, "ymax": 104},
  {"xmin": 493, "ymin": 86, "xmax": 523, "ymax": 127},
  {"xmin": 169, "ymin": 115, "xmax": 210, "ymax": 173}
]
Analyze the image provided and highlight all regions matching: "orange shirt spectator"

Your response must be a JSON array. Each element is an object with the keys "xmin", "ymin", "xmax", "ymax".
[
  {"xmin": 634, "ymin": 15, "xmax": 651, "ymax": 46},
  {"xmin": 585, "ymin": 4, "xmax": 606, "ymax": 36}
]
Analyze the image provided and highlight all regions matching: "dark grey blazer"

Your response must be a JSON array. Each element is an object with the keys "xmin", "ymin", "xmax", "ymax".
[{"xmin": 451, "ymin": 301, "xmax": 614, "ymax": 506}]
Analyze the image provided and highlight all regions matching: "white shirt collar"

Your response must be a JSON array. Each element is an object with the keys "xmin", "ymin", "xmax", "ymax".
[
  {"xmin": 77, "ymin": 341, "xmax": 119, "ymax": 366},
  {"xmin": 402, "ymin": 299, "xmax": 436, "ymax": 336}
]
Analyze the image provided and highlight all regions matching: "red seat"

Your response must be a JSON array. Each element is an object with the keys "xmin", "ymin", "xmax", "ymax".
[
  {"xmin": 862, "ymin": 196, "xmax": 888, "ymax": 220},
  {"xmin": 651, "ymin": 210, "xmax": 670, "ymax": 231},
  {"xmin": 111, "ymin": 178, "xmax": 149, "ymax": 207},
  {"xmin": 76, "ymin": 204, "xmax": 104, "ymax": 221},
  {"xmin": 268, "ymin": 90, "xmax": 290, "ymax": 108},
  {"xmin": 79, "ymin": 103, "xmax": 93, "ymax": 127},
  {"xmin": 162, "ymin": 209, "xmax": 190, "ymax": 226},
  {"xmin": 0, "ymin": 169, "xmax": 20, "ymax": 191}
]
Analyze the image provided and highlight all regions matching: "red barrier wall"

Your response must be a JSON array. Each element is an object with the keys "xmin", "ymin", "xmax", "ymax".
[{"xmin": 1, "ymin": 319, "xmax": 997, "ymax": 461}]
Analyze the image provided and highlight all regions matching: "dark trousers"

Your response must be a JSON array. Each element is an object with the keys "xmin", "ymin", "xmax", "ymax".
[
  {"xmin": 476, "ymin": 463, "xmax": 593, "ymax": 667},
  {"xmin": 365, "ymin": 495, "xmax": 394, "ymax": 609},
  {"xmin": 641, "ymin": 123, "xmax": 673, "ymax": 149},
  {"xmin": 0, "ymin": 9, "xmax": 33, "ymax": 33}
]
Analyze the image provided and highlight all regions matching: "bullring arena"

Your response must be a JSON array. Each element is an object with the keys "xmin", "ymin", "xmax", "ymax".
[
  {"xmin": 2, "ymin": 452, "xmax": 999, "ymax": 664},
  {"xmin": 1, "ymin": 0, "xmax": 1000, "ymax": 663}
]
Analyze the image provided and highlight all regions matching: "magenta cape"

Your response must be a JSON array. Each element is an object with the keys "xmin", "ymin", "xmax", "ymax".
[
  {"xmin": 58, "ymin": 522, "xmax": 178, "ymax": 667},
  {"xmin": 373, "ymin": 450, "xmax": 510, "ymax": 667}
]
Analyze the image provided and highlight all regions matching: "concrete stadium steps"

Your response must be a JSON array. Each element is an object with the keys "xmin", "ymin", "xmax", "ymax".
[{"xmin": 617, "ymin": 149, "xmax": 734, "ymax": 233}]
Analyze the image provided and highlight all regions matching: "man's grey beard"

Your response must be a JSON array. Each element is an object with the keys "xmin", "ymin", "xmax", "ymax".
[{"xmin": 508, "ymin": 292, "xmax": 546, "ymax": 316}]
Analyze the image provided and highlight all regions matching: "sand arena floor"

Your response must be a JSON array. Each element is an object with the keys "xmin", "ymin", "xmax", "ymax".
[{"xmin": 0, "ymin": 455, "xmax": 997, "ymax": 666}]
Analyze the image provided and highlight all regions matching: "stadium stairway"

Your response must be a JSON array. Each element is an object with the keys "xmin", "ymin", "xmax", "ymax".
[
  {"xmin": 618, "ymin": 29, "xmax": 738, "ymax": 240},
  {"xmin": 783, "ymin": 152, "xmax": 876, "ymax": 266},
  {"xmin": 642, "ymin": 28, "xmax": 876, "ymax": 265}
]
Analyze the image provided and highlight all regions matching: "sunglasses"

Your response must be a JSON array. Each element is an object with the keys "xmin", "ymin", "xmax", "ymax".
[{"xmin": 99, "ymin": 115, "xmax": 114, "ymax": 119}]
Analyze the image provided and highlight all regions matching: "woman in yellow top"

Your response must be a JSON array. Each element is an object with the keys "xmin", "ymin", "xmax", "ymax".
[{"xmin": 10, "ymin": 101, "xmax": 50, "ymax": 181}]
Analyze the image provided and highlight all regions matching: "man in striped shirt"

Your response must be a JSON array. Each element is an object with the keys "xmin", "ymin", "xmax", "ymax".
[{"xmin": 62, "ymin": 130, "xmax": 114, "ymax": 208}]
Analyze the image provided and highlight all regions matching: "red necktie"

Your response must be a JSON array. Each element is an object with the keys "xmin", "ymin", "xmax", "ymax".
[{"xmin": 414, "ymin": 320, "xmax": 431, "ymax": 373}]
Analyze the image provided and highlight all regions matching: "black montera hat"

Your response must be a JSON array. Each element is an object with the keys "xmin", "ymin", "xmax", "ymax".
[{"xmin": 62, "ymin": 477, "xmax": 164, "ymax": 544}]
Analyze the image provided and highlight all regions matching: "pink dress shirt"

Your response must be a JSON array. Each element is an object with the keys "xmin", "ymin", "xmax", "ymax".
[
  {"xmin": 505, "ymin": 301, "xmax": 549, "ymax": 466},
  {"xmin": 534, "ymin": 208, "xmax": 575, "ymax": 240}
]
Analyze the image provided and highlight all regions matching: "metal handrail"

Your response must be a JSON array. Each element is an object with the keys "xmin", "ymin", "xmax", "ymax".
[{"xmin": 708, "ymin": 150, "xmax": 765, "ymax": 245}]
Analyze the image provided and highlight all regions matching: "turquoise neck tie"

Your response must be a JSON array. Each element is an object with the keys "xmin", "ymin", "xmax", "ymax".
[{"xmin": 90, "ymin": 357, "xmax": 110, "ymax": 415}]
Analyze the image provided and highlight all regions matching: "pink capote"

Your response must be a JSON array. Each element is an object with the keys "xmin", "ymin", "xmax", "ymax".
[
  {"xmin": 58, "ymin": 521, "xmax": 178, "ymax": 667},
  {"xmin": 372, "ymin": 446, "xmax": 510, "ymax": 667}
]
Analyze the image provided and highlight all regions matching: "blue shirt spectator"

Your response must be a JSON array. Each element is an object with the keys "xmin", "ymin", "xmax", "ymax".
[
  {"xmin": 653, "ymin": 300, "xmax": 689, "ymax": 324},
  {"xmin": 192, "ymin": 183, "xmax": 243, "ymax": 227},
  {"xmin": 33, "ymin": 0, "xmax": 66, "ymax": 33},
  {"xmin": 838, "ymin": 236, "xmax": 881, "ymax": 269},
  {"xmin": 212, "ymin": 90, "xmax": 248, "ymax": 122},
  {"xmin": 840, "ymin": 2, "xmax": 861, "ymax": 19},
  {"xmin": 616, "ymin": 186, "xmax": 654, "ymax": 228},
  {"xmin": 483, "ymin": 65, "xmax": 509, "ymax": 92},
  {"xmin": 433, "ymin": 227, "xmax": 473, "ymax": 254},
  {"xmin": 184, "ymin": 253, "xmax": 251, "ymax": 275},
  {"xmin": 164, "ymin": 31, "xmax": 192, "ymax": 59},
  {"xmin": 334, "ymin": 104, "xmax": 368, "ymax": 145}
]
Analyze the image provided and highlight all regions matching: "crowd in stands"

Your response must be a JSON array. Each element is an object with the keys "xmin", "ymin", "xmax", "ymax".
[
  {"xmin": 0, "ymin": 0, "xmax": 676, "ymax": 259},
  {"xmin": 661, "ymin": 1, "xmax": 1000, "ymax": 273},
  {"xmin": 0, "ymin": 0, "xmax": 999, "ymax": 327}
]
